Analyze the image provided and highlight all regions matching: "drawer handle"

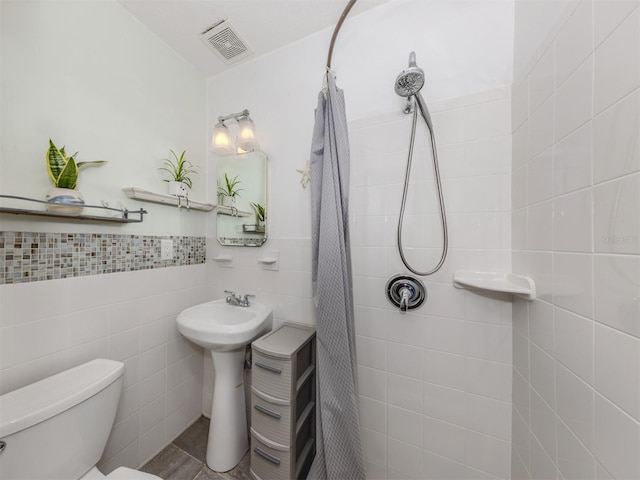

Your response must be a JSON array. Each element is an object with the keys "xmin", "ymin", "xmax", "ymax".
[
  {"xmin": 255, "ymin": 361, "xmax": 282, "ymax": 374},
  {"xmin": 254, "ymin": 447, "xmax": 281, "ymax": 465},
  {"xmin": 254, "ymin": 404, "xmax": 281, "ymax": 420}
]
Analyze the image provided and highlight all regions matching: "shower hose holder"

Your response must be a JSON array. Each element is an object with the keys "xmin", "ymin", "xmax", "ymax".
[{"xmin": 386, "ymin": 274, "xmax": 427, "ymax": 312}]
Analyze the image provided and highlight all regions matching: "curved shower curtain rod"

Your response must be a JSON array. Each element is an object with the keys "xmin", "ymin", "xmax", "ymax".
[{"xmin": 326, "ymin": 0, "xmax": 357, "ymax": 68}]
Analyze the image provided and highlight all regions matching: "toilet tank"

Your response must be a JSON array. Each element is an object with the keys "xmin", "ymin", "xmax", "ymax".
[{"xmin": 0, "ymin": 359, "xmax": 125, "ymax": 480}]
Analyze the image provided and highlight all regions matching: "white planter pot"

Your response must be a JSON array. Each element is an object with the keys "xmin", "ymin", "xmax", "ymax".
[
  {"xmin": 221, "ymin": 196, "xmax": 235, "ymax": 207},
  {"xmin": 45, "ymin": 187, "xmax": 85, "ymax": 214},
  {"xmin": 168, "ymin": 181, "xmax": 188, "ymax": 197}
]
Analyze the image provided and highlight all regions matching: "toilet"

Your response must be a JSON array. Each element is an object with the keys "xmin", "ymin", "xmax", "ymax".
[{"xmin": 0, "ymin": 359, "xmax": 161, "ymax": 480}]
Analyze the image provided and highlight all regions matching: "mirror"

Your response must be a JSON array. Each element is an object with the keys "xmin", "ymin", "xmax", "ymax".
[{"xmin": 216, "ymin": 150, "xmax": 268, "ymax": 247}]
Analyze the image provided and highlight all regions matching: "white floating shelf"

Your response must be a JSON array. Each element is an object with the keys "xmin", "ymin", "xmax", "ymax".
[
  {"xmin": 212, "ymin": 255, "xmax": 233, "ymax": 262},
  {"xmin": 122, "ymin": 187, "xmax": 215, "ymax": 212},
  {"xmin": 453, "ymin": 271, "xmax": 536, "ymax": 300}
]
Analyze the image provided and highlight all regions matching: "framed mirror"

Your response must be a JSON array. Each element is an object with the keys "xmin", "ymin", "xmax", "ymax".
[{"xmin": 216, "ymin": 150, "xmax": 267, "ymax": 246}]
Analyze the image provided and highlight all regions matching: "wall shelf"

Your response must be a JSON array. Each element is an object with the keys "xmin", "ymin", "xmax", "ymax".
[
  {"xmin": 0, "ymin": 194, "xmax": 146, "ymax": 223},
  {"xmin": 122, "ymin": 187, "xmax": 215, "ymax": 212},
  {"xmin": 217, "ymin": 205, "xmax": 252, "ymax": 217},
  {"xmin": 453, "ymin": 270, "xmax": 536, "ymax": 300}
]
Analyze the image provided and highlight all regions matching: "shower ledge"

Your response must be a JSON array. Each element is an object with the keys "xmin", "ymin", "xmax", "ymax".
[{"xmin": 453, "ymin": 271, "xmax": 536, "ymax": 301}]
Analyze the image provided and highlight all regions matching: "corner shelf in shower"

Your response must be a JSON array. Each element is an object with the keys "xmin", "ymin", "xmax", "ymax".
[
  {"xmin": 122, "ymin": 187, "xmax": 215, "ymax": 212},
  {"xmin": 453, "ymin": 271, "xmax": 536, "ymax": 300}
]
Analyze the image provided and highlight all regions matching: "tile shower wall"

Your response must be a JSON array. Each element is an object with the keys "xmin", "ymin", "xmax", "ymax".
[
  {"xmin": 0, "ymin": 231, "xmax": 206, "ymax": 284},
  {"xmin": 0, "ymin": 263, "xmax": 208, "ymax": 473},
  {"xmin": 511, "ymin": 1, "xmax": 640, "ymax": 479},
  {"xmin": 349, "ymin": 88, "xmax": 513, "ymax": 480}
]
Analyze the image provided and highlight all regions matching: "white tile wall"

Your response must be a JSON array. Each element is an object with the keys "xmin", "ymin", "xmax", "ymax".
[
  {"xmin": 511, "ymin": 1, "xmax": 640, "ymax": 478},
  {"xmin": 349, "ymin": 89, "xmax": 513, "ymax": 479},
  {"xmin": 0, "ymin": 265, "xmax": 206, "ymax": 473}
]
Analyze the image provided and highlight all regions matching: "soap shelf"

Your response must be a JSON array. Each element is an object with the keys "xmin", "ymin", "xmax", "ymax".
[
  {"xmin": 0, "ymin": 194, "xmax": 146, "ymax": 223},
  {"xmin": 453, "ymin": 270, "xmax": 536, "ymax": 300},
  {"xmin": 122, "ymin": 187, "xmax": 215, "ymax": 212}
]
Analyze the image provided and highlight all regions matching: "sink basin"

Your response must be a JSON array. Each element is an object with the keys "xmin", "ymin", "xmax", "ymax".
[
  {"xmin": 176, "ymin": 297, "xmax": 273, "ymax": 472},
  {"xmin": 177, "ymin": 298, "xmax": 273, "ymax": 351}
]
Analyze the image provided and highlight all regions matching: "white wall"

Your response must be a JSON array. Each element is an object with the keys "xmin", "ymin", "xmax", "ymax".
[
  {"xmin": 206, "ymin": 1, "xmax": 516, "ymax": 478},
  {"xmin": 0, "ymin": 0, "xmax": 209, "ymax": 472},
  {"xmin": 1, "ymin": 0, "xmax": 208, "ymax": 236},
  {"xmin": 511, "ymin": 1, "xmax": 640, "ymax": 479}
]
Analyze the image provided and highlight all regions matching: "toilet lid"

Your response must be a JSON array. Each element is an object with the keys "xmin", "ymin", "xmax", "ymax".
[{"xmin": 105, "ymin": 467, "xmax": 162, "ymax": 480}]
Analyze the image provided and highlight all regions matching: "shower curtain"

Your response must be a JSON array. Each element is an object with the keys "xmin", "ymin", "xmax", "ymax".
[{"xmin": 308, "ymin": 70, "xmax": 365, "ymax": 480}]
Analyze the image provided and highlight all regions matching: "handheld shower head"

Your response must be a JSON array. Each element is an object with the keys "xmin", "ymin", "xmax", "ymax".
[{"xmin": 394, "ymin": 51, "xmax": 425, "ymax": 97}]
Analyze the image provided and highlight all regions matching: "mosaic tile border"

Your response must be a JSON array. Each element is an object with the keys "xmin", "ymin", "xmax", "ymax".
[{"xmin": 0, "ymin": 231, "xmax": 206, "ymax": 285}]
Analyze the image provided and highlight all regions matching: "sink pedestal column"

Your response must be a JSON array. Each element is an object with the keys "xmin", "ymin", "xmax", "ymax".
[{"xmin": 206, "ymin": 348, "xmax": 248, "ymax": 472}]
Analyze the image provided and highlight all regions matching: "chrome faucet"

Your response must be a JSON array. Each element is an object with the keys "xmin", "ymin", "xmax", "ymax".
[{"xmin": 224, "ymin": 290, "xmax": 255, "ymax": 307}]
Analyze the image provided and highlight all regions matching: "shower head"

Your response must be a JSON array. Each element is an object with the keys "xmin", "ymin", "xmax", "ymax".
[{"xmin": 394, "ymin": 51, "xmax": 425, "ymax": 97}]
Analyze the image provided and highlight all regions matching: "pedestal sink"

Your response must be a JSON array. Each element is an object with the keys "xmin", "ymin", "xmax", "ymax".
[{"xmin": 176, "ymin": 298, "xmax": 273, "ymax": 471}]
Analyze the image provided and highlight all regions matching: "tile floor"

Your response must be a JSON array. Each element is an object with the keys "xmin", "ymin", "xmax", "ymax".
[{"xmin": 141, "ymin": 416, "xmax": 251, "ymax": 480}]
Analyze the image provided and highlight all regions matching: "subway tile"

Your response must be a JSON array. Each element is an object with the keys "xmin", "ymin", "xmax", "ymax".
[
  {"xmin": 423, "ymin": 349, "xmax": 466, "ymax": 391},
  {"xmin": 593, "ymin": 174, "xmax": 640, "ymax": 255},
  {"xmin": 529, "ymin": 44, "xmax": 555, "ymax": 115},
  {"xmin": 553, "ymin": 189, "xmax": 593, "ymax": 253},
  {"xmin": 594, "ymin": 8, "xmax": 640, "ymax": 114},
  {"xmin": 13, "ymin": 314, "xmax": 68, "ymax": 365},
  {"xmin": 422, "ymin": 416, "xmax": 466, "ymax": 464},
  {"xmin": 512, "ymin": 78, "xmax": 529, "ymax": 131},
  {"xmin": 594, "ymin": 0, "xmax": 639, "ymax": 47},
  {"xmin": 422, "ymin": 450, "xmax": 467, "ymax": 480},
  {"xmin": 554, "ymin": 307, "xmax": 594, "ymax": 385},
  {"xmin": 387, "ymin": 405, "xmax": 423, "ymax": 447},
  {"xmin": 554, "ymin": 121, "xmax": 592, "ymax": 196},
  {"xmin": 388, "ymin": 373, "xmax": 423, "ymax": 413},
  {"xmin": 593, "ymin": 90, "xmax": 640, "ymax": 183},
  {"xmin": 556, "ymin": 361, "xmax": 595, "ymax": 450},
  {"xmin": 594, "ymin": 254, "xmax": 640, "ymax": 337},
  {"xmin": 530, "ymin": 342, "xmax": 556, "ymax": 408},
  {"xmin": 529, "ymin": 96, "xmax": 555, "ymax": 159},
  {"xmin": 594, "ymin": 323, "xmax": 640, "ymax": 420},
  {"xmin": 387, "ymin": 437, "xmax": 423, "ymax": 478},
  {"xmin": 527, "ymin": 149, "xmax": 554, "ymax": 205},
  {"xmin": 356, "ymin": 335, "xmax": 387, "ymax": 370},
  {"xmin": 361, "ymin": 428, "xmax": 387, "ymax": 466},
  {"xmin": 594, "ymin": 393, "xmax": 640, "ymax": 480},
  {"xmin": 387, "ymin": 342, "xmax": 422, "ymax": 380},
  {"xmin": 530, "ymin": 389, "xmax": 557, "ymax": 464},
  {"xmin": 553, "ymin": 253, "xmax": 594, "ymax": 319},
  {"xmin": 68, "ymin": 306, "xmax": 109, "ymax": 347},
  {"xmin": 528, "ymin": 299, "xmax": 554, "ymax": 354},
  {"xmin": 463, "ymin": 357, "xmax": 512, "ymax": 402},
  {"xmin": 555, "ymin": 57, "xmax": 593, "ymax": 140},
  {"xmin": 464, "ymin": 429, "xmax": 511, "ymax": 479},
  {"xmin": 557, "ymin": 419, "xmax": 597, "ymax": 480},
  {"xmin": 359, "ymin": 395, "xmax": 387, "ymax": 434},
  {"xmin": 556, "ymin": 0, "xmax": 594, "ymax": 86},
  {"xmin": 527, "ymin": 201, "xmax": 553, "ymax": 251}
]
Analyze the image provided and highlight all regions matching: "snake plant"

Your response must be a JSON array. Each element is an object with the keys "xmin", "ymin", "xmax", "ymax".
[
  {"xmin": 46, "ymin": 139, "xmax": 107, "ymax": 189},
  {"xmin": 250, "ymin": 202, "xmax": 265, "ymax": 222}
]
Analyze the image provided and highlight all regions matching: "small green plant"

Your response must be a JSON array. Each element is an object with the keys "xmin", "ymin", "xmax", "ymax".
[
  {"xmin": 217, "ymin": 173, "xmax": 243, "ymax": 199},
  {"xmin": 250, "ymin": 202, "xmax": 265, "ymax": 222},
  {"xmin": 46, "ymin": 139, "xmax": 107, "ymax": 189},
  {"xmin": 159, "ymin": 150, "xmax": 197, "ymax": 188}
]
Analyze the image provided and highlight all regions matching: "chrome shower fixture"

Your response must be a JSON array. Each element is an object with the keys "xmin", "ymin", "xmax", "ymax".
[
  {"xmin": 386, "ymin": 274, "xmax": 427, "ymax": 312},
  {"xmin": 394, "ymin": 51, "xmax": 448, "ymax": 276},
  {"xmin": 394, "ymin": 52, "xmax": 425, "ymax": 97}
]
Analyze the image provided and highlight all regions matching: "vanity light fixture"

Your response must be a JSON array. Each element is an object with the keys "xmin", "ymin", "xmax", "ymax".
[{"xmin": 211, "ymin": 109, "xmax": 260, "ymax": 155}]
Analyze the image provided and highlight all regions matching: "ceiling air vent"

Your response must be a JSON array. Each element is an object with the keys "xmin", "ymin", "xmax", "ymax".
[{"xmin": 200, "ymin": 20, "xmax": 253, "ymax": 65}]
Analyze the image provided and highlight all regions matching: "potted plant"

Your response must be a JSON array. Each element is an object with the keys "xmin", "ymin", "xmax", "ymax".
[
  {"xmin": 250, "ymin": 202, "xmax": 266, "ymax": 232},
  {"xmin": 159, "ymin": 150, "xmax": 197, "ymax": 197},
  {"xmin": 217, "ymin": 173, "xmax": 243, "ymax": 207},
  {"xmin": 45, "ymin": 139, "xmax": 107, "ymax": 213}
]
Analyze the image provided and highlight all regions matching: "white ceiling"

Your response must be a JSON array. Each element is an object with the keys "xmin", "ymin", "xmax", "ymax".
[{"xmin": 116, "ymin": 0, "xmax": 390, "ymax": 78}]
